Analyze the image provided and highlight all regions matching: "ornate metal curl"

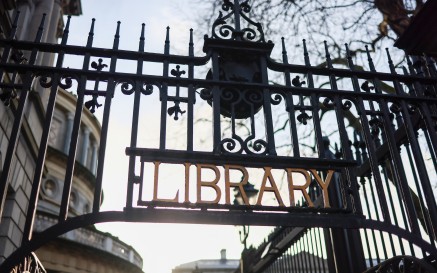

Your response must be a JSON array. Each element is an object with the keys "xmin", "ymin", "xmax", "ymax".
[
  {"xmin": 211, "ymin": 0, "xmax": 265, "ymax": 42},
  {"xmin": 120, "ymin": 80, "xmax": 136, "ymax": 95},
  {"xmin": 270, "ymin": 93, "xmax": 283, "ymax": 105},
  {"xmin": 220, "ymin": 135, "xmax": 267, "ymax": 155},
  {"xmin": 341, "ymin": 99, "xmax": 353, "ymax": 111},
  {"xmin": 322, "ymin": 97, "xmax": 335, "ymax": 109},
  {"xmin": 59, "ymin": 75, "xmax": 73, "ymax": 90},
  {"xmin": 39, "ymin": 76, "xmax": 53, "ymax": 88},
  {"xmin": 221, "ymin": 137, "xmax": 244, "ymax": 154}
]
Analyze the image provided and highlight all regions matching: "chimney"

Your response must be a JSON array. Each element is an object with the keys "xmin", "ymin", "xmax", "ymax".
[{"xmin": 220, "ymin": 249, "xmax": 226, "ymax": 261}]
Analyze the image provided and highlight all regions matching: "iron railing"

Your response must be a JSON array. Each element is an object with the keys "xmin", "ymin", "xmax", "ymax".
[{"xmin": 0, "ymin": 0, "xmax": 436, "ymax": 272}]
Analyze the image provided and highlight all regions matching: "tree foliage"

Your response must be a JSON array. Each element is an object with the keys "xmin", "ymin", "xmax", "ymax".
[{"xmin": 197, "ymin": 0, "xmax": 425, "ymax": 64}]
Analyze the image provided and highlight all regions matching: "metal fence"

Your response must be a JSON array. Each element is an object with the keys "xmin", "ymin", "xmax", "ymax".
[{"xmin": 0, "ymin": 0, "xmax": 437, "ymax": 272}]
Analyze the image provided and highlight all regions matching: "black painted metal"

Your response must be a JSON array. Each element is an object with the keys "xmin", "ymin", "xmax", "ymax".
[{"xmin": 0, "ymin": 0, "xmax": 437, "ymax": 272}]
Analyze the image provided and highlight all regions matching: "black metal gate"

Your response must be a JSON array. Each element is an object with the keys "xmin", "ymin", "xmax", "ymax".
[{"xmin": 1, "ymin": 0, "xmax": 437, "ymax": 272}]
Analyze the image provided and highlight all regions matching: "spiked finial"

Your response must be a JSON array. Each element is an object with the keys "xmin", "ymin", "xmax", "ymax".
[
  {"xmin": 60, "ymin": 16, "xmax": 71, "ymax": 45},
  {"xmin": 302, "ymin": 39, "xmax": 311, "ymax": 66},
  {"xmin": 189, "ymin": 28, "xmax": 194, "ymax": 57},
  {"xmin": 86, "ymin": 19, "xmax": 96, "ymax": 47},
  {"xmin": 34, "ymin": 13, "xmax": 47, "ymax": 42},
  {"xmin": 281, "ymin": 37, "xmax": 289, "ymax": 64},
  {"xmin": 344, "ymin": 43, "xmax": 355, "ymax": 70},
  {"xmin": 164, "ymin": 26, "xmax": 170, "ymax": 55},
  {"xmin": 385, "ymin": 48, "xmax": 396, "ymax": 73},
  {"xmin": 365, "ymin": 45, "xmax": 376, "ymax": 72},
  {"xmin": 324, "ymin": 41, "xmax": 333, "ymax": 68},
  {"xmin": 113, "ymin": 21, "xmax": 121, "ymax": 50},
  {"xmin": 139, "ymin": 23, "xmax": 145, "ymax": 52}
]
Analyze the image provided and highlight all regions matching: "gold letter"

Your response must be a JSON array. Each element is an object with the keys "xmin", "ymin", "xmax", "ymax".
[
  {"xmin": 286, "ymin": 168, "xmax": 314, "ymax": 207},
  {"xmin": 152, "ymin": 161, "xmax": 179, "ymax": 203},
  {"xmin": 196, "ymin": 164, "xmax": 221, "ymax": 204},
  {"xmin": 310, "ymin": 169, "xmax": 334, "ymax": 208},
  {"xmin": 184, "ymin": 163, "xmax": 191, "ymax": 203},
  {"xmin": 256, "ymin": 167, "xmax": 285, "ymax": 207},
  {"xmin": 224, "ymin": 165, "xmax": 250, "ymax": 205}
]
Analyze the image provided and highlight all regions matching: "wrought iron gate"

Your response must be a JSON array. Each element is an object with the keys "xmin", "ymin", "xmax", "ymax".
[{"xmin": 1, "ymin": 0, "xmax": 437, "ymax": 272}]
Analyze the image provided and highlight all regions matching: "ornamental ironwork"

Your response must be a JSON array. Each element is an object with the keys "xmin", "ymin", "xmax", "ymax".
[{"xmin": 0, "ymin": 0, "xmax": 436, "ymax": 272}]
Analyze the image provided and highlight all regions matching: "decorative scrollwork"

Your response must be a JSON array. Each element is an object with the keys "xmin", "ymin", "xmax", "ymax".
[
  {"xmin": 59, "ymin": 75, "xmax": 73, "ymax": 90},
  {"xmin": 247, "ymin": 138, "xmax": 268, "ymax": 155},
  {"xmin": 141, "ymin": 83, "xmax": 154, "ymax": 95},
  {"xmin": 211, "ymin": 0, "xmax": 265, "ymax": 42},
  {"xmin": 222, "ymin": 0, "xmax": 234, "ymax": 11},
  {"xmin": 220, "ymin": 135, "xmax": 268, "ymax": 155},
  {"xmin": 389, "ymin": 103, "xmax": 401, "ymax": 114},
  {"xmin": 364, "ymin": 255, "xmax": 437, "ymax": 273},
  {"xmin": 322, "ymin": 97, "xmax": 335, "ymax": 109},
  {"xmin": 361, "ymin": 81, "xmax": 375, "ymax": 93},
  {"xmin": 270, "ymin": 93, "xmax": 283, "ymax": 105},
  {"xmin": 369, "ymin": 117, "xmax": 383, "ymax": 139},
  {"xmin": 297, "ymin": 111, "xmax": 312, "ymax": 125},
  {"xmin": 292, "ymin": 76, "xmax": 306, "ymax": 87},
  {"xmin": 10, "ymin": 252, "xmax": 47, "ymax": 273},
  {"xmin": 341, "ymin": 99, "xmax": 352, "ymax": 111},
  {"xmin": 199, "ymin": 87, "xmax": 213, "ymax": 100},
  {"xmin": 240, "ymin": 0, "xmax": 251, "ymax": 12},
  {"xmin": 167, "ymin": 102, "xmax": 186, "ymax": 120},
  {"xmin": 120, "ymin": 80, "xmax": 135, "ymax": 95},
  {"xmin": 39, "ymin": 76, "xmax": 53, "ymax": 88},
  {"xmin": 84, "ymin": 96, "xmax": 102, "ymax": 113},
  {"xmin": 91, "ymin": 58, "xmax": 108, "ymax": 71},
  {"xmin": 221, "ymin": 137, "xmax": 243, "ymax": 154},
  {"xmin": 119, "ymin": 80, "xmax": 156, "ymax": 96},
  {"xmin": 171, "ymin": 65, "xmax": 186, "ymax": 78}
]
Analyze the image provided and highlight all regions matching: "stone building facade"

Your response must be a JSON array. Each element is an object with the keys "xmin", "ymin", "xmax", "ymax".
[{"xmin": 0, "ymin": 1, "xmax": 144, "ymax": 272}]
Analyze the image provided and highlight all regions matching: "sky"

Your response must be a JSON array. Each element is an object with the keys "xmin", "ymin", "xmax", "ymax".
[{"xmin": 62, "ymin": 1, "xmax": 272, "ymax": 273}]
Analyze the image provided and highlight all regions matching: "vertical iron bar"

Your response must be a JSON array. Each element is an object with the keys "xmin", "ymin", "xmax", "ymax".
[
  {"xmin": 323, "ymin": 42, "xmax": 354, "ymax": 212},
  {"xmin": 159, "ymin": 27, "xmax": 170, "ymax": 150},
  {"xmin": 0, "ymin": 13, "xmax": 45, "ymax": 220},
  {"xmin": 260, "ymin": 56, "xmax": 276, "ymax": 155},
  {"xmin": 360, "ymin": 177, "xmax": 377, "ymax": 265},
  {"xmin": 187, "ymin": 29, "xmax": 194, "ymax": 152},
  {"xmin": 371, "ymin": 65, "xmax": 422, "ymax": 237},
  {"xmin": 305, "ymin": 230, "xmax": 316, "ymax": 272},
  {"xmin": 59, "ymin": 18, "xmax": 95, "ymax": 221},
  {"xmin": 126, "ymin": 23, "xmax": 145, "ymax": 208},
  {"xmin": 404, "ymin": 142, "xmax": 435, "ymax": 248},
  {"xmin": 211, "ymin": 51, "xmax": 221, "ymax": 154},
  {"xmin": 281, "ymin": 38, "xmax": 299, "ymax": 157},
  {"xmin": 303, "ymin": 40, "xmax": 324, "ymax": 157},
  {"xmin": 366, "ymin": 169, "xmax": 388, "ymax": 260},
  {"xmin": 380, "ymin": 163, "xmax": 405, "ymax": 255},
  {"xmin": 22, "ymin": 15, "xmax": 71, "ymax": 242},
  {"xmin": 92, "ymin": 21, "xmax": 120, "ymax": 213},
  {"xmin": 386, "ymin": 49, "xmax": 437, "ymax": 240}
]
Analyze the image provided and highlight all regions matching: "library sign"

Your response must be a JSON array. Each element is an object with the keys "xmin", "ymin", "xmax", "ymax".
[{"xmin": 140, "ymin": 161, "xmax": 335, "ymax": 209}]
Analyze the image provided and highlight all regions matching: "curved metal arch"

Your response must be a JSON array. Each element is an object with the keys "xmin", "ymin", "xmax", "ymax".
[{"xmin": 2, "ymin": 210, "xmax": 437, "ymax": 272}]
